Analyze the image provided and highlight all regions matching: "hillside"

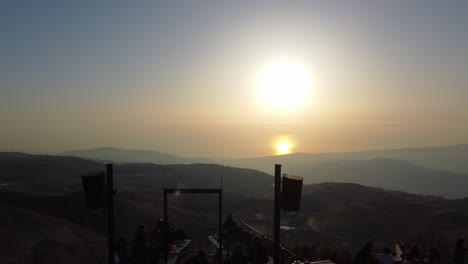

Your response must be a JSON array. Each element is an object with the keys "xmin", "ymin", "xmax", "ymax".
[
  {"xmin": 233, "ymin": 183, "xmax": 468, "ymax": 262},
  {"xmin": 0, "ymin": 152, "xmax": 273, "ymax": 198},
  {"xmin": 0, "ymin": 204, "xmax": 105, "ymax": 264},
  {"xmin": 61, "ymin": 147, "xmax": 215, "ymax": 164},
  {"xmin": 292, "ymin": 158, "xmax": 468, "ymax": 198},
  {"xmin": 3, "ymin": 152, "xmax": 468, "ymax": 263}
]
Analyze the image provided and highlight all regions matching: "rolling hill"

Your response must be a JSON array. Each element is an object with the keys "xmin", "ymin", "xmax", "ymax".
[
  {"xmin": 0, "ymin": 203, "xmax": 105, "ymax": 264},
  {"xmin": 61, "ymin": 147, "xmax": 215, "ymax": 165},
  {"xmin": 291, "ymin": 158, "xmax": 468, "ymax": 198},
  {"xmin": 0, "ymin": 152, "xmax": 273, "ymax": 198}
]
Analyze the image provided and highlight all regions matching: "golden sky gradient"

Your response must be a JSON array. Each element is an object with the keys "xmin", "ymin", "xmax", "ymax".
[{"xmin": 1, "ymin": 1, "xmax": 467, "ymax": 158}]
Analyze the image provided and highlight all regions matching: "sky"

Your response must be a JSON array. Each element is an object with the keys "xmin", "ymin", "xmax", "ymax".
[{"xmin": 1, "ymin": 0, "xmax": 468, "ymax": 158}]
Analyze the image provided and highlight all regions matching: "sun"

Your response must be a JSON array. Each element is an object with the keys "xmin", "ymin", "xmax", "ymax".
[
  {"xmin": 275, "ymin": 141, "xmax": 292, "ymax": 155},
  {"xmin": 258, "ymin": 59, "xmax": 311, "ymax": 111}
]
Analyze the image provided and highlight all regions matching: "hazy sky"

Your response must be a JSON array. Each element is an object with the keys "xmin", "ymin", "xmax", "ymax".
[{"xmin": 1, "ymin": 0, "xmax": 467, "ymax": 158}]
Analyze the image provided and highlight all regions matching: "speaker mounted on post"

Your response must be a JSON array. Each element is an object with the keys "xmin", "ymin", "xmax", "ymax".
[
  {"xmin": 82, "ymin": 172, "xmax": 106, "ymax": 209},
  {"xmin": 280, "ymin": 174, "xmax": 303, "ymax": 212}
]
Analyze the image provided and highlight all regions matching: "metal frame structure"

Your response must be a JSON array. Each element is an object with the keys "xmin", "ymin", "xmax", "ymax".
[
  {"xmin": 163, "ymin": 188, "xmax": 223, "ymax": 264},
  {"xmin": 274, "ymin": 164, "xmax": 282, "ymax": 263}
]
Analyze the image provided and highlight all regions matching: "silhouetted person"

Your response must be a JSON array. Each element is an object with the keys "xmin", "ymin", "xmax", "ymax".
[
  {"xmin": 428, "ymin": 248, "xmax": 440, "ymax": 264},
  {"xmin": 118, "ymin": 236, "xmax": 129, "ymax": 264},
  {"xmin": 249, "ymin": 237, "xmax": 269, "ymax": 264},
  {"xmin": 133, "ymin": 224, "xmax": 148, "ymax": 264},
  {"xmin": 170, "ymin": 227, "xmax": 190, "ymax": 240},
  {"xmin": 223, "ymin": 214, "xmax": 239, "ymax": 256},
  {"xmin": 114, "ymin": 241, "xmax": 128, "ymax": 264},
  {"xmin": 455, "ymin": 238, "xmax": 465, "ymax": 264},
  {"xmin": 395, "ymin": 241, "xmax": 405, "ymax": 262},
  {"xmin": 410, "ymin": 246, "xmax": 421, "ymax": 261},
  {"xmin": 379, "ymin": 247, "xmax": 394, "ymax": 264},
  {"xmin": 105, "ymin": 242, "xmax": 121, "ymax": 264},
  {"xmin": 151, "ymin": 219, "xmax": 164, "ymax": 240},
  {"xmin": 224, "ymin": 215, "xmax": 238, "ymax": 236},
  {"xmin": 225, "ymin": 245, "xmax": 248, "ymax": 264},
  {"xmin": 165, "ymin": 217, "xmax": 182, "ymax": 242},
  {"xmin": 211, "ymin": 251, "xmax": 222, "ymax": 264},
  {"xmin": 401, "ymin": 253, "xmax": 413, "ymax": 264},
  {"xmin": 353, "ymin": 242, "xmax": 373, "ymax": 264},
  {"xmin": 186, "ymin": 249, "xmax": 209, "ymax": 264},
  {"xmin": 149, "ymin": 219, "xmax": 163, "ymax": 264}
]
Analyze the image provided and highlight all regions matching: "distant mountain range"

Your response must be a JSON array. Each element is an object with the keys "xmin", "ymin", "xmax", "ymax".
[
  {"xmin": 3, "ymin": 144, "xmax": 467, "ymax": 199},
  {"xmin": 34, "ymin": 144, "xmax": 468, "ymax": 198},
  {"xmin": 59, "ymin": 145, "xmax": 468, "ymax": 176},
  {"xmin": 226, "ymin": 144, "xmax": 468, "ymax": 175},
  {"xmin": 3, "ymin": 150, "xmax": 468, "ymax": 199},
  {"xmin": 61, "ymin": 147, "xmax": 216, "ymax": 165}
]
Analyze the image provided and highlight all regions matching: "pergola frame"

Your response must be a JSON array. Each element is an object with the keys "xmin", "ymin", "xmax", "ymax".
[{"xmin": 163, "ymin": 188, "xmax": 223, "ymax": 264}]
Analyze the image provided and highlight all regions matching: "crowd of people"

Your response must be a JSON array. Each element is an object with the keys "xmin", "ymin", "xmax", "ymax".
[
  {"xmin": 108, "ymin": 221, "xmax": 164, "ymax": 264},
  {"xmin": 106, "ymin": 215, "xmax": 468, "ymax": 264},
  {"xmin": 106, "ymin": 215, "xmax": 269, "ymax": 264},
  {"xmin": 352, "ymin": 238, "xmax": 466, "ymax": 264}
]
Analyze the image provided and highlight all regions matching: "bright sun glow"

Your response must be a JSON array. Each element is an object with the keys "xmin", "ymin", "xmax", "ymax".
[
  {"xmin": 258, "ymin": 59, "xmax": 311, "ymax": 110},
  {"xmin": 275, "ymin": 141, "xmax": 292, "ymax": 155}
]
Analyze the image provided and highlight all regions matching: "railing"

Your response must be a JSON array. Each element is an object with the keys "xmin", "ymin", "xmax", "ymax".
[{"xmin": 236, "ymin": 219, "xmax": 300, "ymax": 263}]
